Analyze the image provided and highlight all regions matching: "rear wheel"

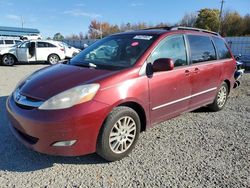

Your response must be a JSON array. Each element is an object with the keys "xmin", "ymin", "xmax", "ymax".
[
  {"xmin": 48, "ymin": 54, "xmax": 60, "ymax": 65},
  {"xmin": 97, "ymin": 106, "xmax": 140, "ymax": 161},
  {"xmin": 208, "ymin": 82, "xmax": 228, "ymax": 111},
  {"xmin": 2, "ymin": 54, "xmax": 16, "ymax": 66}
]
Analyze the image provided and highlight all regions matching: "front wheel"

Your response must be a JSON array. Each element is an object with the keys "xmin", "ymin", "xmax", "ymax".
[
  {"xmin": 2, "ymin": 54, "xmax": 16, "ymax": 66},
  {"xmin": 97, "ymin": 106, "xmax": 141, "ymax": 161},
  {"xmin": 48, "ymin": 54, "xmax": 60, "ymax": 65},
  {"xmin": 208, "ymin": 82, "xmax": 228, "ymax": 111}
]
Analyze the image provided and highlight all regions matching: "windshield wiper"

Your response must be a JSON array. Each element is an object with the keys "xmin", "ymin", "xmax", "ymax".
[{"xmin": 73, "ymin": 62, "xmax": 97, "ymax": 69}]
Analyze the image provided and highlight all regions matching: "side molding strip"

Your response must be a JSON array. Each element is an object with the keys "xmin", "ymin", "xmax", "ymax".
[{"xmin": 152, "ymin": 87, "xmax": 217, "ymax": 111}]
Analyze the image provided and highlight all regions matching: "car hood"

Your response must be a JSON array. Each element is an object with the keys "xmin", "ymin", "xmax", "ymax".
[{"xmin": 19, "ymin": 64, "xmax": 116, "ymax": 100}]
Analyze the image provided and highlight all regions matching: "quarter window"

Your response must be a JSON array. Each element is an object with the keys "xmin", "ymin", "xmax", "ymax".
[
  {"xmin": 187, "ymin": 35, "xmax": 216, "ymax": 63},
  {"xmin": 150, "ymin": 35, "xmax": 187, "ymax": 67},
  {"xmin": 37, "ymin": 42, "xmax": 56, "ymax": 48},
  {"xmin": 212, "ymin": 37, "xmax": 231, "ymax": 59}
]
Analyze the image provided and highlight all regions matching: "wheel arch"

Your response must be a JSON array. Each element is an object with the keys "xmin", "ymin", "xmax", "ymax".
[
  {"xmin": 223, "ymin": 79, "xmax": 231, "ymax": 94},
  {"xmin": 117, "ymin": 101, "xmax": 147, "ymax": 132}
]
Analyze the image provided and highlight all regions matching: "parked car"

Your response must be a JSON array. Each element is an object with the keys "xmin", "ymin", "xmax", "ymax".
[
  {"xmin": 0, "ymin": 38, "xmax": 22, "ymax": 50},
  {"xmin": 6, "ymin": 27, "xmax": 236, "ymax": 161},
  {"xmin": 60, "ymin": 42, "xmax": 81, "ymax": 58},
  {"xmin": 20, "ymin": 33, "xmax": 42, "ymax": 40},
  {"xmin": 0, "ymin": 40, "xmax": 66, "ymax": 65}
]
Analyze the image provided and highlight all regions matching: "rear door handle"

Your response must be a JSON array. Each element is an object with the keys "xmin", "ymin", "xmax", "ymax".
[{"xmin": 185, "ymin": 70, "xmax": 190, "ymax": 76}]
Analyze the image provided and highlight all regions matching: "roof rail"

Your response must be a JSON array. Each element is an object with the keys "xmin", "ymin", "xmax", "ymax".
[
  {"xmin": 141, "ymin": 26, "xmax": 172, "ymax": 30},
  {"xmin": 170, "ymin": 26, "xmax": 220, "ymax": 36}
]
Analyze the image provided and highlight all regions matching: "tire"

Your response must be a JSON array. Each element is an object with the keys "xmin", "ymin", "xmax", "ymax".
[
  {"xmin": 97, "ymin": 106, "xmax": 141, "ymax": 161},
  {"xmin": 208, "ymin": 82, "xmax": 229, "ymax": 111},
  {"xmin": 48, "ymin": 54, "xmax": 60, "ymax": 65},
  {"xmin": 2, "ymin": 54, "xmax": 16, "ymax": 66}
]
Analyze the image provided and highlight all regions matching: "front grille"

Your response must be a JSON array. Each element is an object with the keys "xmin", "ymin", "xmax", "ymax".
[
  {"xmin": 14, "ymin": 128, "xmax": 39, "ymax": 145},
  {"xmin": 13, "ymin": 90, "xmax": 43, "ymax": 110}
]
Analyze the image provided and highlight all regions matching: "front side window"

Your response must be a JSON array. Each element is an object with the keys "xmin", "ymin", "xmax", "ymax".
[
  {"xmin": 149, "ymin": 35, "xmax": 187, "ymax": 67},
  {"xmin": 212, "ymin": 37, "xmax": 231, "ymax": 59},
  {"xmin": 0, "ymin": 40, "xmax": 3, "ymax": 44},
  {"xmin": 70, "ymin": 34, "xmax": 157, "ymax": 70},
  {"xmin": 187, "ymin": 35, "xmax": 216, "ymax": 63},
  {"xmin": 19, "ymin": 41, "xmax": 30, "ymax": 48}
]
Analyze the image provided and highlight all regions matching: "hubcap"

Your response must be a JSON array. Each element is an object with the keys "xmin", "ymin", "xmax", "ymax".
[
  {"xmin": 3, "ymin": 55, "xmax": 14, "ymax": 65},
  {"xmin": 217, "ymin": 85, "xmax": 227, "ymax": 108},
  {"xmin": 109, "ymin": 116, "xmax": 136, "ymax": 154},
  {"xmin": 50, "ymin": 56, "xmax": 58, "ymax": 64}
]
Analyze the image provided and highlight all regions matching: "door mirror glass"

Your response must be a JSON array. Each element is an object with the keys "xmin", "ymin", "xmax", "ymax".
[{"xmin": 153, "ymin": 58, "xmax": 174, "ymax": 72}]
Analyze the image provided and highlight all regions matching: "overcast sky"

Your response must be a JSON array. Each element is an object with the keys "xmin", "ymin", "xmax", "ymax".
[{"xmin": 0, "ymin": 0, "xmax": 249, "ymax": 38}]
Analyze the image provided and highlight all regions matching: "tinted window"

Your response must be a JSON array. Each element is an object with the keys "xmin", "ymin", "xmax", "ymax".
[
  {"xmin": 5, "ymin": 40, "xmax": 14, "ymax": 44},
  {"xmin": 212, "ymin": 37, "xmax": 231, "ymax": 59},
  {"xmin": 150, "ymin": 35, "xmax": 187, "ymax": 67},
  {"xmin": 0, "ymin": 40, "xmax": 3, "ymax": 44},
  {"xmin": 37, "ymin": 42, "xmax": 56, "ymax": 48},
  {"xmin": 187, "ymin": 35, "xmax": 216, "ymax": 63}
]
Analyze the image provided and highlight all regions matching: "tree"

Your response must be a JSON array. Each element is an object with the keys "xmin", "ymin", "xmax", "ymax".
[
  {"xmin": 53, "ymin": 33, "xmax": 64, "ymax": 41},
  {"xmin": 243, "ymin": 14, "xmax": 250, "ymax": 35},
  {"xmin": 221, "ymin": 11, "xmax": 244, "ymax": 36},
  {"xmin": 88, "ymin": 20, "xmax": 102, "ymax": 39},
  {"xmin": 195, "ymin": 8, "xmax": 220, "ymax": 32},
  {"xmin": 79, "ymin": 32, "xmax": 84, "ymax": 40},
  {"xmin": 179, "ymin": 13, "xmax": 197, "ymax": 27}
]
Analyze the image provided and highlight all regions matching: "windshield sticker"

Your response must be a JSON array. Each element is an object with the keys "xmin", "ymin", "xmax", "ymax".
[
  {"xmin": 133, "ymin": 35, "xmax": 153, "ymax": 40},
  {"xmin": 131, "ymin": 42, "xmax": 139, "ymax": 46}
]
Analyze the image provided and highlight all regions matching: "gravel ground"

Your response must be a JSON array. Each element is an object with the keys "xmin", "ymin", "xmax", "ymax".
[{"xmin": 0, "ymin": 64, "xmax": 249, "ymax": 188}]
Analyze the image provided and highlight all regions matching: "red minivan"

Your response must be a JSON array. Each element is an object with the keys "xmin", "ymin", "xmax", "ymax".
[{"xmin": 6, "ymin": 27, "xmax": 236, "ymax": 161}]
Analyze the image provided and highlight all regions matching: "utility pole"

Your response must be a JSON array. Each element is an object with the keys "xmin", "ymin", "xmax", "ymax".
[
  {"xmin": 218, "ymin": 0, "xmax": 225, "ymax": 33},
  {"xmin": 21, "ymin": 15, "xmax": 24, "ymax": 28}
]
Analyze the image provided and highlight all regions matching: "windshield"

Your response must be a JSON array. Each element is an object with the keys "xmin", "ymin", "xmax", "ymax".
[{"xmin": 70, "ymin": 34, "xmax": 157, "ymax": 70}]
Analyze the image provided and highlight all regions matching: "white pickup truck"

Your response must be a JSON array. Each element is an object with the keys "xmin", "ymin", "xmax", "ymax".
[{"xmin": 0, "ymin": 40, "xmax": 66, "ymax": 66}]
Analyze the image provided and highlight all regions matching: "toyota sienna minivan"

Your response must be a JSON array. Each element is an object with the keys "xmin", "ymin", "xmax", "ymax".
[{"xmin": 6, "ymin": 27, "xmax": 236, "ymax": 161}]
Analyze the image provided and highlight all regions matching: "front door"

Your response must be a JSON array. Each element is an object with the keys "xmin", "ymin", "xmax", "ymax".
[
  {"xmin": 148, "ymin": 34, "xmax": 192, "ymax": 124},
  {"xmin": 17, "ymin": 41, "xmax": 29, "ymax": 62}
]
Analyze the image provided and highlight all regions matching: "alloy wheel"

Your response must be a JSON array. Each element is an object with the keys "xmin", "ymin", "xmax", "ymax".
[{"xmin": 109, "ymin": 116, "xmax": 136, "ymax": 154}]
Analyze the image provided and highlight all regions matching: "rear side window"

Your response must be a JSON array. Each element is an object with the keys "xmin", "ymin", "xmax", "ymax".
[
  {"xmin": 187, "ymin": 35, "xmax": 216, "ymax": 63},
  {"xmin": 0, "ymin": 40, "xmax": 3, "ymax": 44},
  {"xmin": 5, "ymin": 40, "xmax": 14, "ymax": 44},
  {"xmin": 212, "ymin": 37, "xmax": 231, "ymax": 59},
  {"xmin": 37, "ymin": 42, "xmax": 56, "ymax": 48}
]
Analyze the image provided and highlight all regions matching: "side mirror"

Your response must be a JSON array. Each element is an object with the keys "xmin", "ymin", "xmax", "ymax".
[{"xmin": 153, "ymin": 58, "xmax": 174, "ymax": 72}]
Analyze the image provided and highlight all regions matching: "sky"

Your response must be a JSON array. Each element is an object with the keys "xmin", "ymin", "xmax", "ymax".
[{"xmin": 0, "ymin": 0, "xmax": 249, "ymax": 38}]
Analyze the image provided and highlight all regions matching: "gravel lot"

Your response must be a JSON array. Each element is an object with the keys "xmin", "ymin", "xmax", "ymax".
[{"xmin": 0, "ymin": 64, "xmax": 249, "ymax": 188}]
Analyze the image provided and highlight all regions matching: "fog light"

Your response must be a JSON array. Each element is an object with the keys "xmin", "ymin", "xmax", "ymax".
[{"xmin": 52, "ymin": 140, "xmax": 77, "ymax": 147}]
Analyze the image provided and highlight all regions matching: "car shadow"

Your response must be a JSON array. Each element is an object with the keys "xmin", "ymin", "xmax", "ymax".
[{"xmin": 0, "ymin": 96, "xmax": 107, "ymax": 173}]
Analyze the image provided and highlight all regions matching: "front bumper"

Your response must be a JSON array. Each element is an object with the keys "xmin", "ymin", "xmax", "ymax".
[{"xmin": 6, "ymin": 95, "xmax": 110, "ymax": 156}]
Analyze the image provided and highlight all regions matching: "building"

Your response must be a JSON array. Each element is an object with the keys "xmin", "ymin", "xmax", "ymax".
[{"xmin": 0, "ymin": 26, "xmax": 40, "ymax": 37}]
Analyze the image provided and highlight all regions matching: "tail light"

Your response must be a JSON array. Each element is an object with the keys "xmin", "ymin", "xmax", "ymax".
[{"xmin": 60, "ymin": 48, "xmax": 65, "ymax": 52}]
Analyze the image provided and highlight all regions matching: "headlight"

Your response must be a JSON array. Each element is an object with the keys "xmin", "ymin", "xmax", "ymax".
[{"xmin": 39, "ymin": 84, "xmax": 100, "ymax": 110}]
